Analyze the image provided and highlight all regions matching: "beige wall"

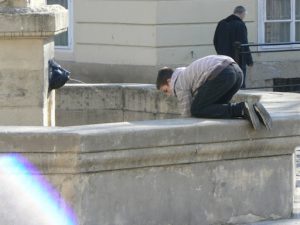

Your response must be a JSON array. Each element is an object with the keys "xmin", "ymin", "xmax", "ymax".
[
  {"xmin": 155, "ymin": 1, "xmax": 256, "ymax": 66},
  {"xmin": 55, "ymin": 0, "xmax": 300, "ymax": 87},
  {"xmin": 59, "ymin": 0, "xmax": 257, "ymax": 66},
  {"xmin": 73, "ymin": 0, "xmax": 157, "ymax": 66}
]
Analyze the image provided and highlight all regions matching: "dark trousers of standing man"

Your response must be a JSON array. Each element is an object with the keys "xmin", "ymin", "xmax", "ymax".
[
  {"xmin": 240, "ymin": 65, "xmax": 246, "ymax": 89},
  {"xmin": 190, "ymin": 63, "xmax": 245, "ymax": 119}
]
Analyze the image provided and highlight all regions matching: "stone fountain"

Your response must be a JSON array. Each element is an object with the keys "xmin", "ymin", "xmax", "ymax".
[
  {"xmin": 0, "ymin": 1, "xmax": 300, "ymax": 225},
  {"xmin": 0, "ymin": 0, "xmax": 68, "ymax": 126}
]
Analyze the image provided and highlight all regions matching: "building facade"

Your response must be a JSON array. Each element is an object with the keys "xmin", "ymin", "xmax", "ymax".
[{"xmin": 50, "ymin": 0, "xmax": 300, "ymax": 88}]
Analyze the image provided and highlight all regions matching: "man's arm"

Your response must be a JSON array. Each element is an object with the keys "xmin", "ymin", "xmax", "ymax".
[
  {"xmin": 213, "ymin": 22, "xmax": 221, "ymax": 52},
  {"xmin": 237, "ymin": 23, "xmax": 253, "ymax": 66},
  {"xmin": 176, "ymin": 89, "xmax": 192, "ymax": 117}
]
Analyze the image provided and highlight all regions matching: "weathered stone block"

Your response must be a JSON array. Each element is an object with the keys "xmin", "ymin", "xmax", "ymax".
[
  {"xmin": 0, "ymin": 107, "xmax": 44, "ymax": 125},
  {"xmin": 156, "ymin": 113, "xmax": 181, "ymax": 120},
  {"xmin": 69, "ymin": 156, "xmax": 293, "ymax": 225},
  {"xmin": 56, "ymin": 109, "xmax": 124, "ymax": 126},
  {"xmin": 84, "ymin": 85, "xmax": 123, "ymax": 110},
  {"xmin": 2, "ymin": 0, "xmax": 45, "ymax": 7},
  {"xmin": 85, "ymin": 109, "xmax": 124, "ymax": 124},
  {"xmin": 156, "ymin": 91, "xmax": 180, "ymax": 114},
  {"xmin": 123, "ymin": 111, "xmax": 156, "ymax": 122},
  {"xmin": 56, "ymin": 110, "xmax": 87, "ymax": 127},
  {"xmin": 0, "ymin": 5, "xmax": 68, "ymax": 37},
  {"xmin": 123, "ymin": 85, "xmax": 157, "ymax": 113},
  {"xmin": 56, "ymin": 84, "xmax": 123, "ymax": 110}
]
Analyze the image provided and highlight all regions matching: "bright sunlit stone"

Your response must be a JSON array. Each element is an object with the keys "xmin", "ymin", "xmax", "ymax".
[{"xmin": 0, "ymin": 154, "xmax": 77, "ymax": 225}]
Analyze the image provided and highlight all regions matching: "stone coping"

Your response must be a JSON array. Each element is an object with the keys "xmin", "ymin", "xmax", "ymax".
[
  {"xmin": 0, "ymin": 90, "xmax": 299, "ymax": 173},
  {"xmin": 0, "ymin": 5, "xmax": 68, "ymax": 37},
  {"xmin": 54, "ymin": 83, "xmax": 272, "ymax": 126}
]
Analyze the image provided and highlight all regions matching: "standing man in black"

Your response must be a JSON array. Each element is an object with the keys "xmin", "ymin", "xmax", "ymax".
[{"xmin": 213, "ymin": 6, "xmax": 253, "ymax": 88}]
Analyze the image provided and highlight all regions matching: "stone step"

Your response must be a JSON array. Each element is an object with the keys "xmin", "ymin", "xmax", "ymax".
[{"xmin": 247, "ymin": 218, "xmax": 300, "ymax": 225}]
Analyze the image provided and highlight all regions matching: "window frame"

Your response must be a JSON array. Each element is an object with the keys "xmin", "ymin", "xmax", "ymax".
[
  {"xmin": 48, "ymin": 0, "xmax": 73, "ymax": 51},
  {"xmin": 258, "ymin": 0, "xmax": 300, "ymax": 49}
]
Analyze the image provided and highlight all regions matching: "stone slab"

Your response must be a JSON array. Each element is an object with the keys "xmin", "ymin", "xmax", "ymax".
[
  {"xmin": 0, "ymin": 0, "xmax": 46, "ymax": 7},
  {"xmin": 0, "ymin": 107, "xmax": 45, "ymax": 126},
  {"xmin": 0, "ymin": 5, "xmax": 68, "ymax": 37},
  {"xmin": 123, "ymin": 111, "xmax": 156, "ymax": 122},
  {"xmin": 56, "ymin": 109, "xmax": 124, "ymax": 126},
  {"xmin": 45, "ymin": 155, "xmax": 293, "ymax": 225},
  {"xmin": 123, "ymin": 85, "xmax": 158, "ymax": 113},
  {"xmin": 56, "ymin": 84, "xmax": 123, "ymax": 110},
  {"xmin": 0, "ymin": 38, "xmax": 54, "ymax": 126},
  {"xmin": 0, "ymin": 122, "xmax": 298, "ymax": 174}
]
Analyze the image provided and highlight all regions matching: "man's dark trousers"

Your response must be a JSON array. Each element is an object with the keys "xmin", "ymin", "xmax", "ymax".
[
  {"xmin": 191, "ymin": 63, "xmax": 244, "ymax": 118},
  {"xmin": 240, "ymin": 65, "xmax": 246, "ymax": 89}
]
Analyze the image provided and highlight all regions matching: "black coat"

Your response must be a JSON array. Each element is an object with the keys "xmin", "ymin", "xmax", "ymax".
[{"xmin": 213, "ymin": 14, "xmax": 253, "ymax": 69}]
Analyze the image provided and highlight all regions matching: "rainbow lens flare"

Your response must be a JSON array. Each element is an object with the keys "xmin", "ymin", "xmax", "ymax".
[{"xmin": 0, "ymin": 154, "xmax": 77, "ymax": 225}]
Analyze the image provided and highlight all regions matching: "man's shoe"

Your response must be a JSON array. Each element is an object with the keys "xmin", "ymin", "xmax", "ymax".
[
  {"xmin": 243, "ymin": 102, "xmax": 261, "ymax": 130},
  {"xmin": 254, "ymin": 102, "xmax": 272, "ymax": 130}
]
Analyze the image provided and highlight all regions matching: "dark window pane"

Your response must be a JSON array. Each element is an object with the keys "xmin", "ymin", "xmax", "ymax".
[
  {"xmin": 54, "ymin": 30, "xmax": 69, "ymax": 46},
  {"xmin": 296, "ymin": 0, "xmax": 300, "ymax": 19},
  {"xmin": 296, "ymin": 22, "xmax": 300, "ymax": 41},
  {"xmin": 265, "ymin": 22, "xmax": 290, "ymax": 43},
  {"xmin": 47, "ymin": 0, "xmax": 68, "ymax": 9},
  {"xmin": 47, "ymin": 0, "xmax": 69, "ymax": 47},
  {"xmin": 266, "ymin": 0, "xmax": 291, "ymax": 20}
]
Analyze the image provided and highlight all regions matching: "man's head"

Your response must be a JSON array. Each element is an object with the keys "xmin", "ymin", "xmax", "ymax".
[
  {"xmin": 156, "ymin": 67, "xmax": 174, "ymax": 96},
  {"xmin": 234, "ymin": 5, "xmax": 246, "ymax": 20}
]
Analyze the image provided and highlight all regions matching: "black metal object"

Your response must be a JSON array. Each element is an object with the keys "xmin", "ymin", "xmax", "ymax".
[
  {"xmin": 241, "ymin": 48, "xmax": 300, "ymax": 54},
  {"xmin": 243, "ymin": 41, "xmax": 300, "ymax": 47},
  {"xmin": 244, "ymin": 83, "xmax": 300, "ymax": 93},
  {"xmin": 233, "ymin": 42, "xmax": 300, "ymax": 92},
  {"xmin": 234, "ymin": 41, "xmax": 300, "ymax": 59},
  {"xmin": 48, "ymin": 59, "xmax": 70, "ymax": 92},
  {"xmin": 273, "ymin": 78, "xmax": 300, "ymax": 92}
]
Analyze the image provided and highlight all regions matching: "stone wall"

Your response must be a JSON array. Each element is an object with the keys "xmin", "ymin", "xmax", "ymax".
[
  {"xmin": 247, "ymin": 60, "xmax": 300, "ymax": 89},
  {"xmin": 55, "ymin": 84, "xmax": 180, "ymax": 126},
  {"xmin": 0, "ymin": 89, "xmax": 300, "ymax": 225},
  {"xmin": 56, "ymin": 83, "xmax": 264, "ymax": 126}
]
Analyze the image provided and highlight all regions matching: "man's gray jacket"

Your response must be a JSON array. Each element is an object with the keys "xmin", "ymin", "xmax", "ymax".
[{"xmin": 170, "ymin": 55, "xmax": 235, "ymax": 116}]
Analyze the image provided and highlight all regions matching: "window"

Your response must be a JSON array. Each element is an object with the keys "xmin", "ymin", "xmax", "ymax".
[
  {"xmin": 47, "ymin": 0, "xmax": 72, "ymax": 49},
  {"xmin": 259, "ymin": 0, "xmax": 300, "ymax": 45}
]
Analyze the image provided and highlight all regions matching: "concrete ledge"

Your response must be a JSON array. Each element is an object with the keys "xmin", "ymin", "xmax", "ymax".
[
  {"xmin": 56, "ymin": 84, "xmax": 180, "ymax": 126},
  {"xmin": 0, "ymin": 5, "xmax": 68, "ymax": 37},
  {"xmin": 0, "ymin": 116, "xmax": 299, "ymax": 174},
  {"xmin": 0, "ymin": 0, "xmax": 46, "ymax": 7},
  {"xmin": 56, "ymin": 83, "xmax": 300, "ymax": 126}
]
